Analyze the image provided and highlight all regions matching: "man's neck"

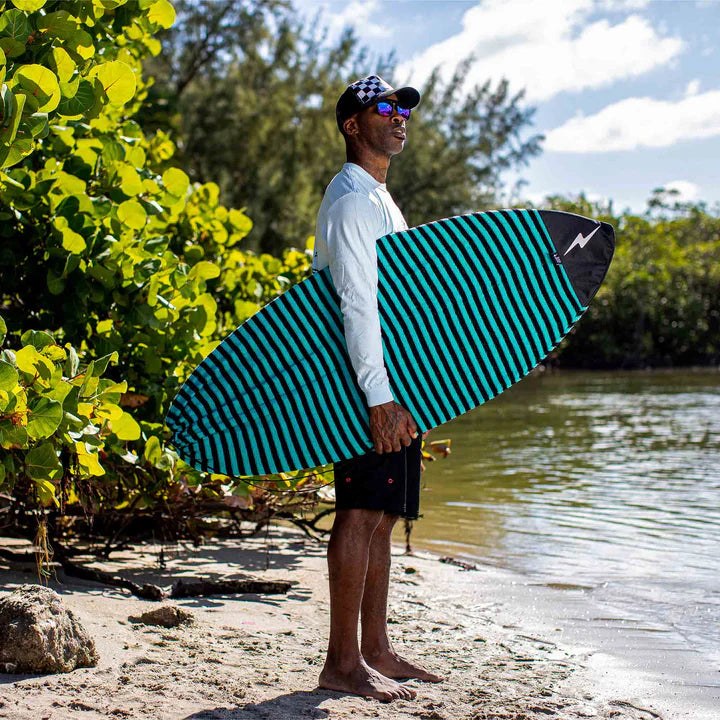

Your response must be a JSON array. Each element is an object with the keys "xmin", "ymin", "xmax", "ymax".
[{"xmin": 345, "ymin": 149, "xmax": 390, "ymax": 184}]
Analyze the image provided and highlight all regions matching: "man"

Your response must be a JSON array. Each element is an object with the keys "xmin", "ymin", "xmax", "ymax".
[{"xmin": 312, "ymin": 75, "xmax": 444, "ymax": 702}]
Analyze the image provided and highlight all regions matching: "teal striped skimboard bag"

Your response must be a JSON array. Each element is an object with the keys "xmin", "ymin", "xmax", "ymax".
[{"xmin": 166, "ymin": 209, "xmax": 614, "ymax": 477}]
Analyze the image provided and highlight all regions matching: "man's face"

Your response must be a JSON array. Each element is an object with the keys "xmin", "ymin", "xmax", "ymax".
[{"xmin": 349, "ymin": 93, "xmax": 407, "ymax": 156}]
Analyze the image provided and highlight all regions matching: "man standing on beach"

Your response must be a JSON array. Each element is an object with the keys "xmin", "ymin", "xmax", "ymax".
[{"xmin": 312, "ymin": 75, "xmax": 444, "ymax": 701}]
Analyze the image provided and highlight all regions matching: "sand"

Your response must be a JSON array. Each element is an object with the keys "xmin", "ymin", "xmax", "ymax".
[{"xmin": 0, "ymin": 524, "xmax": 703, "ymax": 719}]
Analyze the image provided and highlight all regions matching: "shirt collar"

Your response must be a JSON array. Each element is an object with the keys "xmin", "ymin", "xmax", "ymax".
[{"xmin": 344, "ymin": 162, "xmax": 385, "ymax": 189}]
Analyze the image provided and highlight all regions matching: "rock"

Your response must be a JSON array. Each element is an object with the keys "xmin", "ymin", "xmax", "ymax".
[
  {"xmin": 0, "ymin": 584, "xmax": 98, "ymax": 674},
  {"xmin": 129, "ymin": 605, "xmax": 194, "ymax": 628}
]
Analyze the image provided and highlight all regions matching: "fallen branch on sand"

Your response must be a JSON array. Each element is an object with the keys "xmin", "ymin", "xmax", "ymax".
[
  {"xmin": 59, "ymin": 556, "xmax": 165, "ymax": 600},
  {"xmin": 170, "ymin": 577, "xmax": 292, "ymax": 598},
  {"xmin": 0, "ymin": 546, "xmax": 292, "ymax": 601}
]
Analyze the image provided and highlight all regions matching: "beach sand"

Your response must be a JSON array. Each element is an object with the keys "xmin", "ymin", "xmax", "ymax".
[{"xmin": 0, "ymin": 524, "xmax": 698, "ymax": 719}]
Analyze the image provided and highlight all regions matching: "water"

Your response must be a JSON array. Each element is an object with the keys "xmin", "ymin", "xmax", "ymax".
[{"xmin": 413, "ymin": 369, "xmax": 720, "ymax": 698}]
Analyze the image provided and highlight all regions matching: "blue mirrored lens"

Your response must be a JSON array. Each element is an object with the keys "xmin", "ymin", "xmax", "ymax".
[{"xmin": 376, "ymin": 100, "xmax": 411, "ymax": 120}]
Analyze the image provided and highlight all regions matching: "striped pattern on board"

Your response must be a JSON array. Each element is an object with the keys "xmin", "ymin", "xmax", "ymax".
[{"xmin": 166, "ymin": 209, "xmax": 586, "ymax": 477}]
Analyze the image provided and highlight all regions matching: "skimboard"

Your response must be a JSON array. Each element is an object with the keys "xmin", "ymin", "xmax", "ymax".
[{"xmin": 166, "ymin": 209, "xmax": 615, "ymax": 476}]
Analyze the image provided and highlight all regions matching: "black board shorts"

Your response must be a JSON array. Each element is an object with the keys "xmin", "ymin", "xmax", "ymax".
[{"xmin": 333, "ymin": 435, "xmax": 423, "ymax": 520}]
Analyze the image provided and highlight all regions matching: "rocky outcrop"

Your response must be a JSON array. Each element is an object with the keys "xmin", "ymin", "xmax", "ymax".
[{"xmin": 0, "ymin": 584, "xmax": 98, "ymax": 674}]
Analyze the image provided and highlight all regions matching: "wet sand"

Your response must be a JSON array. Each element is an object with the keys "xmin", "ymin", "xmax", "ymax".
[{"xmin": 0, "ymin": 525, "xmax": 708, "ymax": 719}]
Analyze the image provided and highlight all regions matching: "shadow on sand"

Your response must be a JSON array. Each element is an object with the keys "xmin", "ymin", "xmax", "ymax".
[{"xmin": 183, "ymin": 688, "xmax": 361, "ymax": 719}]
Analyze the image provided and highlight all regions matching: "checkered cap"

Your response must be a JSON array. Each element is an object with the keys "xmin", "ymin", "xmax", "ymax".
[
  {"xmin": 349, "ymin": 75, "xmax": 392, "ymax": 103},
  {"xmin": 336, "ymin": 74, "xmax": 420, "ymax": 133}
]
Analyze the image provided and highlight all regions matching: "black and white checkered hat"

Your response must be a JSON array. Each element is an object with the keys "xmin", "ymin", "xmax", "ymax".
[{"xmin": 336, "ymin": 74, "xmax": 420, "ymax": 133}]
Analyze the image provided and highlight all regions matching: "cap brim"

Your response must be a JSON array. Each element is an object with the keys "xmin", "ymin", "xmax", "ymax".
[{"xmin": 376, "ymin": 86, "xmax": 420, "ymax": 109}]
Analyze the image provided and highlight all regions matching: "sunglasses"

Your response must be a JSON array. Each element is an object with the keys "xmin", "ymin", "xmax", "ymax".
[{"xmin": 375, "ymin": 99, "xmax": 411, "ymax": 120}]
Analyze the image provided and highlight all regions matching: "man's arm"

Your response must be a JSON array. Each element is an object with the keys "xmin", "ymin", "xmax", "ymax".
[{"xmin": 326, "ymin": 193, "xmax": 417, "ymax": 452}]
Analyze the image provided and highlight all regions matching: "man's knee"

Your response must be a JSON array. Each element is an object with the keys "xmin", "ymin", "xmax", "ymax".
[
  {"xmin": 377, "ymin": 512, "xmax": 400, "ymax": 533},
  {"xmin": 333, "ymin": 508, "xmax": 384, "ymax": 537}
]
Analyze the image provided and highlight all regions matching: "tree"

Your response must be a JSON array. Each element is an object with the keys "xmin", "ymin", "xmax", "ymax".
[
  {"xmin": 535, "ymin": 194, "xmax": 720, "ymax": 368},
  {"xmin": 139, "ymin": 4, "xmax": 543, "ymax": 255},
  {"xmin": 390, "ymin": 58, "xmax": 543, "ymax": 227}
]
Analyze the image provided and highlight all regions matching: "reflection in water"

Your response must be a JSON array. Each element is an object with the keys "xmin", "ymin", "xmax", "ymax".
[{"xmin": 414, "ymin": 369, "xmax": 720, "ymax": 663}]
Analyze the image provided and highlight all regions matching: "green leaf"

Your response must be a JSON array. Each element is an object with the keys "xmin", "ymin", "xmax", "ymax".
[
  {"xmin": 112, "ymin": 410, "xmax": 140, "ymax": 441},
  {"xmin": 25, "ymin": 442, "xmax": 62, "ymax": 480},
  {"xmin": 228, "ymin": 209, "xmax": 253, "ymax": 234},
  {"xmin": 20, "ymin": 329, "xmax": 54, "ymax": 350},
  {"xmin": 36, "ymin": 11, "xmax": 77, "ymax": 41},
  {"xmin": 15, "ymin": 345, "xmax": 54, "ymax": 379},
  {"xmin": 32, "ymin": 476, "xmax": 58, "ymax": 506},
  {"xmin": 53, "ymin": 216, "xmax": 86, "ymax": 254},
  {"xmin": 91, "ymin": 351, "xmax": 118, "ymax": 377},
  {"xmin": 0, "ymin": 315, "xmax": 6, "ymax": 345},
  {"xmin": 12, "ymin": 64, "xmax": 61, "ymax": 114},
  {"xmin": 94, "ymin": 400, "xmax": 122, "ymax": 421},
  {"xmin": 25, "ymin": 112, "xmax": 48, "ymax": 138},
  {"xmin": 75, "ymin": 441, "xmax": 104, "ymax": 476},
  {"xmin": 11, "ymin": 0, "xmax": 47, "ymax": 11},
  {"xmin": 70, "ymin": 28, "xmax": 95, "ymax": 61},
  {"xmin": 88, "ymin": 61, "xmax": 136, "ymax": 106},
  {"xmin": 0, "ymin": 87, "xmax": 25, "ymax": 146},
  {"xmin": 57, "ymin": 80, "xmax": 95, "ymax": 116},
  {"xmin": 0, "ymin": 36, "xmax": 25, "ymax": 59},
  {"xmin": 0, "ymin": 10, "xmax": 31, "ymax": 45},
  {"xmin": 117, "ymin": 199, "xmax": 146, "ymax": 229},
  {"xmin": 47, "ymin": 269, "xmax": 65, "ymax": 295},
  {"xmin": 79, "ymin": 371, "xmax": 99, "ymax": 399},
  {"xmin": 0, "ymin": 422, "xmax": 28, "ymax": 450},
  {"xmin": 48, "ymin": 46, "xmax": 74, "ymax": 83},
  {"xmin": 162, "ymin": 167, "xmax": 189, "ymax": 197},
  {"xmin": 0, "ymin": 135, "xmax": 33, "ymax": 169},
  {"xmin": 27, "ymin": 397, "xmax": 63, "ymax": 440},
  {"xmin": 0, "ymin": 361, "xmax": 18, "ymax": 391},
  {"xmin": 146, "ymin": 0, "xmax": 176, "ymax": 29},
  {"xmin": 188, "ymin": 261, "xmax": 220, "ymax": 281},
  {"xmin": 46, "ymin": 380, "xmax": 73, "ymax": 404},
  {"xmin": 117, "ymin": 164, "xmax": 143, "ymax": 196},
  {"xmin": 143, "ymin": 434, "xmax": 161, "ymax": 464}
]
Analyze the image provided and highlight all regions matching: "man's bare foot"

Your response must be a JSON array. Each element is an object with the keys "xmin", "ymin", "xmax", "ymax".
[
  {"xmin": 319, "ymin": 658, "xmax": 417, "ymax": 702},
  {"xmin": 363, "ymin": 648, "xmax": 445, "ymax": 683}
]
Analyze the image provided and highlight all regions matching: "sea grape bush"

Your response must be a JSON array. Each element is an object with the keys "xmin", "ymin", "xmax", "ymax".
[
  {"xmin": 0, "ymin": 318, "xmax": 136, "ymax": 506},
  {"xmin": 0, "ymin": 0, "xmax": 320, "ymax": 521}
]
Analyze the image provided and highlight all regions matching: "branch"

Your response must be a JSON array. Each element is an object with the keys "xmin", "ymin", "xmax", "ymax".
[
  {"xmin": 171, "ymin": 577, "xmax": 291, "ymax": 598},
  {"xmin": 175, "ymin": 0, "xmax": 237, "ymax": 97}
]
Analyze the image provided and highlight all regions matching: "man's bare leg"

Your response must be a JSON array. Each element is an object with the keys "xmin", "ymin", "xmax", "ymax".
[
  {"xmin": 360, "ymin": 513, "xmax": 445, "ymax": 683},
  {"xmin": 319, "ymin": 508, "xmax": 416, "ymax": 701}
]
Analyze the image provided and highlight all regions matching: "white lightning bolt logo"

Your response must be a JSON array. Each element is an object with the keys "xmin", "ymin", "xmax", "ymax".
[{"xmin": 564, "ymin": 224, "xmax": 601, "ymax": 256}]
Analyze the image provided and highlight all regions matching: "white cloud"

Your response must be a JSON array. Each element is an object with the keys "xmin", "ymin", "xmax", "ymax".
[
  {"xmin": 598, "ymin": 0, "xmax": 650, "ymax": 12},
  {"xmin": 544, "ymin": 90, "xmax": 720, "ymax": 152},
  {"xmin": 294, "ymin": 0, "xmax": 390, "ymax": 42},
  {"xmin": 598, "ymin": 0, "xmax": 650, "ymax": 9},
  {"xmin": 685, "ymin": 79, "xmax": 700, "ymax": 97},
  {"xmin": 522, "ymin": 189, "xmax": 611, "ymax": 206},
  {"xmin": 663, "ymin": 180, "xmax": 700, "ymax": 202},
  {"xmin": 396, "ymin": 0, "xmax": 683, "ymax": 102}
]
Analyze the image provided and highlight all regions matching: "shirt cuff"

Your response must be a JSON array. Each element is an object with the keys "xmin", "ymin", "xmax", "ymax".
[{"xmin": 365, "ymin": 383, "xmax": 394, "ymax": 407}]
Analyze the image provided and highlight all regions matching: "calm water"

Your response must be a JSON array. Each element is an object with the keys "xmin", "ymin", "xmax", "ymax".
[{"xmin": 413, "ymin": 369, "xmax": 720, "ymax": 680}]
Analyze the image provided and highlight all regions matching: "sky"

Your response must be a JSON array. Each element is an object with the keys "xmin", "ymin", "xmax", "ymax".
[{"xmin": 292, "ymin": 0, "xmax": 720, "ymax": 214}]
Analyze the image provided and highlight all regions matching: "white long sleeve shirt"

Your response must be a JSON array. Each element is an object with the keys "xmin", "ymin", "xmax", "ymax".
[{"xmin": 313, "ymin": 162, "xmax": 408, "ymax": 407}]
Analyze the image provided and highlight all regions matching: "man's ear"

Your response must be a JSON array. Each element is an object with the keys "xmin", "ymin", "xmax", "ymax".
[{"xmin": 343, "ymin": 116, "xmax": 359, "ymax": 137}]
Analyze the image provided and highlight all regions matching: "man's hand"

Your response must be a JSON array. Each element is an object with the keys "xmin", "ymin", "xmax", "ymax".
[{"xmin": 369, "ymin": 401, "xmax": 418, "ymax": 454}]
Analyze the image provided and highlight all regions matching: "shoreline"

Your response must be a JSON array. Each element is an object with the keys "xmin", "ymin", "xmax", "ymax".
[{"xmin": 0, "ymin": 524, "xmax": 711, "ymax": 719}]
